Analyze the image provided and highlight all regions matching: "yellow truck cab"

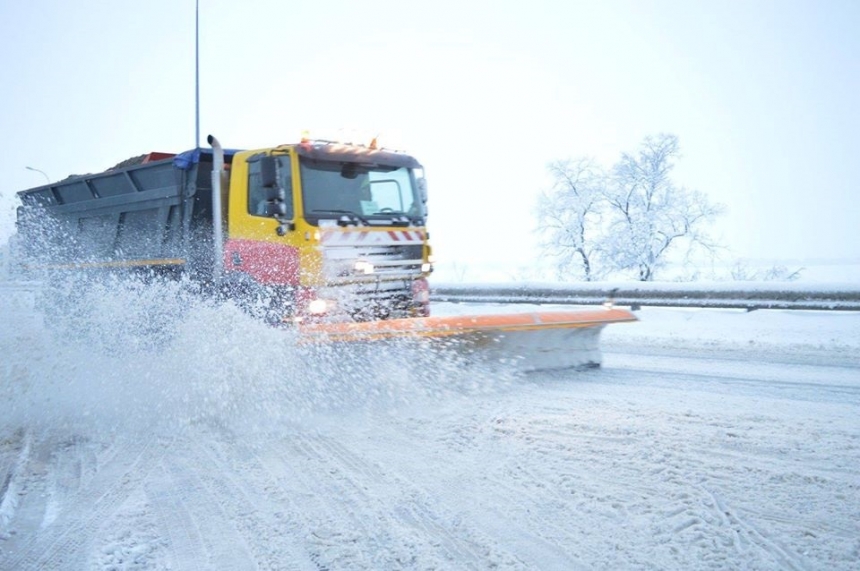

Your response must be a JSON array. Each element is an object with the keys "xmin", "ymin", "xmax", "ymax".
[{"xmin": 222, "ymin": 139, "xmax": 432, "ymax": 322}]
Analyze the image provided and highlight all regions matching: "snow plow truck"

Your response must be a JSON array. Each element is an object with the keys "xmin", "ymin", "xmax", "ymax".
[{"xmin": 13, "ymin": 135, "xmax": 635, "ymax": 371}]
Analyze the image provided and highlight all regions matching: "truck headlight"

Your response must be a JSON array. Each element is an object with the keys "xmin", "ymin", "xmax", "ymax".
[{"xmin": 307, "ymin": 299, "xmax": 329, "ymax": 314}]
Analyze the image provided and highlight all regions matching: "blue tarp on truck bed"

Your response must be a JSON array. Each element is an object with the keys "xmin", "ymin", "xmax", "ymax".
[{"xmin": 173, "ymin": 147, "xmax": 241, "ymax": 171}]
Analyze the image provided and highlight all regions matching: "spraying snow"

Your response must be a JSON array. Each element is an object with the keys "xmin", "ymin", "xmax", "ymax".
[{"xmin": 2, "ymin": 277, "xmax": 502, "ymax": 435}]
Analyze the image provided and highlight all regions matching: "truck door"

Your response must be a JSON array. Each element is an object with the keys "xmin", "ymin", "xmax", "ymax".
[{"xmin": 224, "ymin": 152, "xmax": 301, "ymax": 288}]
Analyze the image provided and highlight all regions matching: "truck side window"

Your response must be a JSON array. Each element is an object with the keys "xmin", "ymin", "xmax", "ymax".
[{"xmin": 248, "ymin": 156, "xmax": 293, "ymax": 218}]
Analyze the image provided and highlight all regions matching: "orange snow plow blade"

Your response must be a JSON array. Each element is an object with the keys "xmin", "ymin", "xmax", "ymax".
[{"xmin": 299, "ymin": 307, "xmax": 637, "ymax": 372}]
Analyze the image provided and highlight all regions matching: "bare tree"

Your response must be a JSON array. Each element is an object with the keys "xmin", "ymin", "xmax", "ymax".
[
  {"xmin": 536, "ymin": 158, "xmax": 608, "ymax": 281},
  {"xmin": 537, "ymin": 134, "xmax": 724, "ymax": 281},
  {"xmin": 730, "ymin": 260, "xmax": 803, "ymax": 281},
  {"xmin": 602, "ymin": 134, "xmax": 724, "ymax": 281}
]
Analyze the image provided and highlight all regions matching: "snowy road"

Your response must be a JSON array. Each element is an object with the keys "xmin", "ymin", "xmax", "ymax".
[{"xmin": 1, "ymin": 292, "xmax": 859, "ymax": 570}]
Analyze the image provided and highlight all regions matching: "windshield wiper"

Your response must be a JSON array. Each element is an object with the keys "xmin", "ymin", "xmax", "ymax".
[
  {"xmin": 310, "ymin": 209, "xmax": 369, "ymax": 226},
  {"xmin": 372, "ymin": 210, "xmax": 422, "ymax": 226}
]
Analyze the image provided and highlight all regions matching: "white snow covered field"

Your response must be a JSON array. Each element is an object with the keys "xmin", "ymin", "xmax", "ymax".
[{"xmin": 1, "ymin": 281, "xmax": 858, "ymax": 570}]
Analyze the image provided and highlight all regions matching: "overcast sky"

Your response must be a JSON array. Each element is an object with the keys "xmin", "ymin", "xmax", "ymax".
[{"xmin": 1, "ymin": 0, "xmax": 858, "ymax": 271}]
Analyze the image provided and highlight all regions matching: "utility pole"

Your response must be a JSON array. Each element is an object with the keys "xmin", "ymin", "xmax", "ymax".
[{"xmin": 195, "ymin": 0, "xmax": 200, "ymax": 149}]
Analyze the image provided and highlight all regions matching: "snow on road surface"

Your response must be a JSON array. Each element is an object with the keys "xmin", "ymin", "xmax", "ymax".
[{"xmin": 1, "ymin": 281, "xmax": 859, "ymax": 570}]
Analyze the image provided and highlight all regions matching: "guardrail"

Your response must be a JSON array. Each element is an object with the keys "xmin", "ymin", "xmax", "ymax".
[
  {"xmin": 4, "ymin": 278, "xmax": 858, "ymax": 312},
  {"xmin": 430, "ymin": 282, "xmax": 860, "ymax": 311}
]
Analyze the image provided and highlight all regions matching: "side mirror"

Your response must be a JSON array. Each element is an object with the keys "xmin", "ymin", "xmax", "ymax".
[
  {"xmin": 260, "ymin": 156, "xmax": 278, "ymax": 188},
  {"xmin": 265, "ymin": 187, "xmax": 286, "ymax": 202},
  {"xmin": 417, "ymin": 177, "xmax": 428, "ymax": 203}
]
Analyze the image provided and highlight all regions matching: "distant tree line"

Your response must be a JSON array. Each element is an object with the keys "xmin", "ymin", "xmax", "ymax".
[{"xmin": 537, "ymin": 133, "xmax": 725, "ymax": 281}]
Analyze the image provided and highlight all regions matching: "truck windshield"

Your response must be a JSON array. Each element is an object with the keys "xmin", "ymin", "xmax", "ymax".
[{"xmin": 300, "ymin": 158, "xmax": 423, "ymax": 225}]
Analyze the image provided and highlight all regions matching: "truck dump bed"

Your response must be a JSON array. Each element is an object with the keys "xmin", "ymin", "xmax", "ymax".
[{"xmin": 16, "ymin": 149, "xmax": 234, "ymax": 274}]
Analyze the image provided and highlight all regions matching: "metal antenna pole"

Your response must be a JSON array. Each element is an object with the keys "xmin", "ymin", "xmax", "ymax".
[{"xmin": 195, "ymin": 0, "xmax": 200, "ymax": 149}]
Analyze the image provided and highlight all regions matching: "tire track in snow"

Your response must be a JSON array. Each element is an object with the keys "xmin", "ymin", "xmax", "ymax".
[
  {"xmin": 654, "ymin": 483, "xmax": 815, "ymax": 570},
  {"xmin": 201, "ymin": 440, "xmax": 324, "ymax": 571},
  {"xmin": 443, "ymin": 398, "xmax": 825, "ymax": 570},
  {"xmin": 533, "ymin": 408, "xmax": 825, "ymax": 569},
  {"xmin": 40, "ymin": 436, "xmax": 93, "ymax": 531},
  {"xmin": 0, "ymin": 430, "xmax": 31, "ymax": 535},
  {"xmin": 255, "ymin": 430, "xmax": 520, "ymax": 570},
  {"xmin": 145, "ymin": 463, "xmax": 213, "ymax": 571},
  {"xmin": 471, "ymin": 451, "xmax": 627, "ymax": 569},
  {"xmin": 734, "ymin": 505, "xmax": 858, "ymax": 539},
  {"xmin": 704, "ymin": 487, "xmax": 811, "ymax": 571},
  {"xmin": 276, "ymin": 434, "xmax": 393, "ymax": 569},
  {"xmin": 307, "ymin": 434, "xmax": 508, "ymax": 569},
  {"xmin": 329, "ymin": 427, "xmax": 585, "ymax": 570},
  {"xmin": 88, "ymin": 489, "xmax": 171, "ymax": 571},
  {"xmin": 641, "ymin": 451, "xmax": 848, "ymax": 570},
  {"xmin": 241, "ymin": 432, "xmax": 369, "ymax": 570},
  {"xmin": 0, "ymin": 434, "xmax": 172, "ymax": 570},
  {"xmin": 181, "ymin": 428, "xmax": 316, "ymax": 570},
  {"xmin": 353, "ymin": 407, "xmax": 629, "ymax": 568}
]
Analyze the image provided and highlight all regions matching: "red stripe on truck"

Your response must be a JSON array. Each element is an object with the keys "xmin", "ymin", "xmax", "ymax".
[{"xmin": 223, "ymin": 239, "xmax": 300, "ymax": 285}]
